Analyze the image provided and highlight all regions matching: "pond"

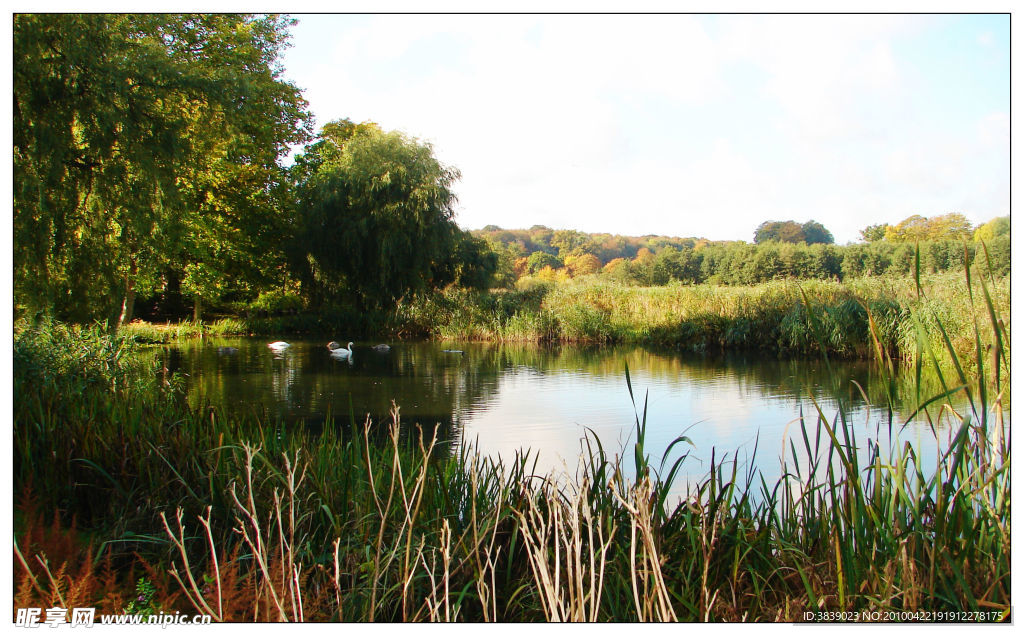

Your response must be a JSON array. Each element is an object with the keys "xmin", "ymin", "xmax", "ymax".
[{"xmin": 160, "ymin": 337, "xmax": 997, "ymax": 495}]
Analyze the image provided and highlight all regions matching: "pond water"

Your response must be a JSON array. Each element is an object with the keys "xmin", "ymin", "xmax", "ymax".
[{"xmin": 161, "ymin": 337, "xmax": 996, "ymax": 494}]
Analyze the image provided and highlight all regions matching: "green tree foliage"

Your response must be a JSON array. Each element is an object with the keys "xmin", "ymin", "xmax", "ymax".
[
  {"xmin": 602, "ymin": 258, "xmax": 632, "ymax": 282},
  {"xmin": 526, "ymin": 251, "xmax": 564, "ymax": 274},
  {"xmin": 13, "ymin": 14, "xmax": 310, "ymax": 325},
  {"xmin": 528, "ymin": 226, "xmax": 557, "ymax": 255},
  {"xmin": 859, "ymin": 223, "xmax": 890, "ymax": 242},
  {"xmin": 650, "ymin": 248, "xmax": 680, "ymax": 285},
  {"xmin": 551, "ymin": 229, "xmax": 596, "ymax": 258},
  {"xmin": 743, "ymin": 244, "xmax": 784, "ymax": 282},
  {"xmin": 800, "ymin": 220, "xmax": 835, "ymax": 245},
  {"xmin": 754, "ymin": 220, "xmax": 804, "ymax": 244},
  {"xmin": 754, "ymin": 219, "xmax": 834, "ymax": 244},
  {"xmin": 476, "ymin": 227, "xmax": 702, "ymax": 266},
  {"xmin": 483, "ymin": 238, "xmax": 520, "ymax": 289},
  {"xmin": 978, "ymin": 235, "xmax": 1011, "ymax": 277},
  {"xmin": 630, "ymin": 248, "xmax": 657, "ymax": 285},
  {"xmin": 437, "ymin": 231, "xmax": 499, "ymax": 291},
  {"xmin": 292, "ymin": 121, "xmax": 463, "ymax": 311},
  {"xmin": 974, "ymin": 216, "xmax": 1010, "ymax": 242},
  {"xmin": 651, "ymin": 246, "xmax": 701, "ymax": 284}
]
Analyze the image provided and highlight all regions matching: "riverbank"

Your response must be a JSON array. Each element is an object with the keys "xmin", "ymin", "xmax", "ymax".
[
  {"xmin": 120, "ymin": 271, "xmax": 1009, "ymax": 373},
  {"xmin": 13, "ymin": 291, "xmax": 1011, "ymax": 621}
]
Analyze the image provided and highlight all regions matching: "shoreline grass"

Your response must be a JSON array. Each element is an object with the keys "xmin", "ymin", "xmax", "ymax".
[{"xmin": 120, "ymin": 272, "xmax": 1009, "ymax": 375}]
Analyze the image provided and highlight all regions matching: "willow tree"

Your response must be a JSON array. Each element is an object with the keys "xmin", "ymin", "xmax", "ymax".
[
  {"xmin": 292, "ymin": 120, "xmax": 465, "ymax": 312},
  {"xmin": 13, "ymin": 14, "xmax": 310, "ymax": 326}
]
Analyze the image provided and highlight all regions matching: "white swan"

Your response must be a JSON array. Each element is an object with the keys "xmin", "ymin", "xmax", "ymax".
[
  {"xmin": 372, "ymin": 344, "xmax": 391, "ymax": 352},
  {"xmin": 267, "ymin": 341, "xmax": 290, "ymax": 351},
  {"xmin": 328, "ymin": 341, "xmax": 354, "ymax": 358}
]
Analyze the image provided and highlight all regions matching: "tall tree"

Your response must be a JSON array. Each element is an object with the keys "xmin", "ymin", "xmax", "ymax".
[
  {"xmin": 551, "ymin": 229, "xmax": 595, "ymax": 258},
  {"xmin": 800, "ymin": 220, "xmax": 835, "ymax": 245},
  {"xmin": 859, "ymin": 223, "xmax": 890, "ymax": 242},
  {"xmin": 754, "ymin": 219, "xmax": 834, "ymax": 245},
  {"xmin": 14, "ymin": 14, "xmax": 310, "ymax": 325},
  {"xmin": 437, "ymin": 232, "xmax": 500, "ymax": 290},
  {"xmin": 754, "ymin": 220, "xmax": 804, "ymax": 244},
  {"xmin": 293, "ymin": 121, "xmax": 463, "ymax": 312},
  {"xmin": 525, "ymin": 251, "xmax": 564, "ymax": 275},
  {"xmin": 884, "ymin": 213, "xmax": 973, "ymax": 243},
  {"xmin": 974, "ymin": 216, "xmax": 1010, "ymax": 242}
]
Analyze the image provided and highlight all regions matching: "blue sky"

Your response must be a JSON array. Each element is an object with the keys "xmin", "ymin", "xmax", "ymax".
[{"xmin": 279, "ymin": 13, "xmax": 1009, "ymax": 244}]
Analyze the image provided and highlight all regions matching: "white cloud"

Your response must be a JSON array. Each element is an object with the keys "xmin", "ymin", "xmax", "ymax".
[
  {"xmin": 977, "ymin": 110, "xmax": 1010, "ymax": 148},
  {"xmin": 281, "ymin": 14, "xmax": 1008, "ymax": 243},
  {"xmin": 721, "ymin": 15, "xmax": 914, "ymax": 142}
]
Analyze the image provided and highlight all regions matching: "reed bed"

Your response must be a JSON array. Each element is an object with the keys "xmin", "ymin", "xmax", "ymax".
[
  {"xmin": 13, "ymin": 262, "xmax": 1010, "ymax": 622},
  {"xmin": 119, "ymin": 318, "xmax": 250, "ymax": 344},
  {"xmin": 408, "ymin": 271, "xmax": 1008, "ymax": 371}
]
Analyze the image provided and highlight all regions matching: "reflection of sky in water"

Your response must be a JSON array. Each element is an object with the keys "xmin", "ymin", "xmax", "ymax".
[
  {"xmin": 169, "ymin": 338, "xmax": 1001, "ymax": 500},
  {"xmin": 459, "ymin": 364, "xmax": 968, "ymax": 500}
]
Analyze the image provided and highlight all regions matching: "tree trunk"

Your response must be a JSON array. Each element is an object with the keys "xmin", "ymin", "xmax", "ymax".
[
  {"xmin": 193, "ymin": 295, "xmax": 202, "ymax": 322},
  {"xmin": 115, "ymin": 257, "xmax": 137, "ymax": 331}
]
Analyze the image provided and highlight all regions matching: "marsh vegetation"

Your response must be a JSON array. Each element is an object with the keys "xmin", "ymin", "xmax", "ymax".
[{"xmin": 14, "ymin": 260, "xmax": 1010, "ymax": 621}]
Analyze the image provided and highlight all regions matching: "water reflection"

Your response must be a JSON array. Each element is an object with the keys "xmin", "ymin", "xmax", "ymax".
[{"xmin": 159, "ymin": 338, "xmax": 993, "ymax": 494}]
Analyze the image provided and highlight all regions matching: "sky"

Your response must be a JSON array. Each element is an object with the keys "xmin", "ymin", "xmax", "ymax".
[{"xmin": 276, "ymin": 13, "xmax": 1009, "ymax": 244}]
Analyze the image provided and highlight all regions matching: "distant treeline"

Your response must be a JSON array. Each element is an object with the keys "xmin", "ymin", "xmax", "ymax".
[{"xmin": 473, "ymin": 220, "xmax": 1010, "ymax": 287}]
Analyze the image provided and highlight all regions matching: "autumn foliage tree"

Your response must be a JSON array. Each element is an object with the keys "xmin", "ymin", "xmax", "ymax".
[
  {"xmin": 565, "ymin": 252, "xmax": 602, "ymax": 277},
  {"xmin": 883, "ymin": 213, "xmax": 974, "ymax": 243},
  {"xmin": 973, "ymin": 216, "xmax": 1010, "ymax": 242}
]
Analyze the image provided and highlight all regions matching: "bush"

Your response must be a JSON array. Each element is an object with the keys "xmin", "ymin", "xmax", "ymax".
[{"xmin": 245, "ymin": 290, "xmax": 305, "ymax": 316}]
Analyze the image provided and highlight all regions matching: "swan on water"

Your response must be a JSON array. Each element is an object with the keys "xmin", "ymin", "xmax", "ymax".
[
  {"xmin": 329, "ymin": 342, "xmax": 354, "ymax": 358},
  {"xmin": 267, "ymin": 341, "xmax": 290, "ymax": 351}
]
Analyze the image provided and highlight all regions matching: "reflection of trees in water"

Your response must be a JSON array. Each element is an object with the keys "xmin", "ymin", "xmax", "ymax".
[
  {"xmin": 158, "ymin": 339, "xmax": 975, "ymax": 455},
  {"xmin": 269, "ymin": 352, "xmax": 301, "ymax": 408},
  {"xmin": 472, "ymin": 342, "xmax": 967, "ymax": 422},
  {"xmin": 159, "ymin": 342, "xmax": 491, "ymax": 449}
]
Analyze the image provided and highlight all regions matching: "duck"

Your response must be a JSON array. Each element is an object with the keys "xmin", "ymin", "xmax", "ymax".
[
  {"xmin": 328, "ymin": 341, "xmax": 354, "ymax": 358},
  {"xmin": 267, "ymin": 341, "xmax": 290, "ymax": 351},
  {"xmin": 371, "ymin": 344, "xmax": 391, "ymax": 353}
]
